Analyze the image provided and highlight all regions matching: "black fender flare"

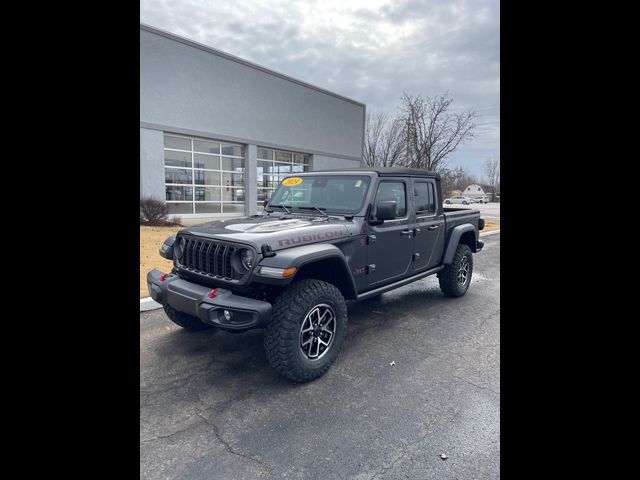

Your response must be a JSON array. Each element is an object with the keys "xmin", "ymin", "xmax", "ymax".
[
  {"xmin": 442, "ymin": 225, "xmax": 477, "ymax": 264},
  {"xmin": 258, "ymin": 243, "xmax": 357, "ymax": 299}
]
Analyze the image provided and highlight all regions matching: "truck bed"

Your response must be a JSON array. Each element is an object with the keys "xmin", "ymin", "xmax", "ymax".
[{"xmin": 443, "ymin": 207, "xmax": 482, "ymax": 233}]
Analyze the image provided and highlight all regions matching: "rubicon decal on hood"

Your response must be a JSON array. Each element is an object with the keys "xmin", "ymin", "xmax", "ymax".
[{"xmin": 278, "ymin": 230, "xmax": 345, "ymax": 247}]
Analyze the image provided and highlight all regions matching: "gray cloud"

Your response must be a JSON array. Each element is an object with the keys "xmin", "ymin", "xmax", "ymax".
[{"xmin": 141, "ymin": 0, "xmax": 499, "ymax": 175}]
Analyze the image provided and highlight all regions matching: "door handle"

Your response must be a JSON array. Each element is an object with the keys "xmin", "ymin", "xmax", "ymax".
[
  {"xmin": 428, "ymin": 225, "xmax": 440, "ymax": 230},
  {"xmin": 400, "ymin": 229, "xmax": 412, "ymax": 236}
]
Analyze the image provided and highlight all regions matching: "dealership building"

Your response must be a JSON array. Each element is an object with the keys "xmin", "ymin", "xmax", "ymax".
[{"xmin": 140, "ymin": 24, "xmax": 365, "ymax": 219}]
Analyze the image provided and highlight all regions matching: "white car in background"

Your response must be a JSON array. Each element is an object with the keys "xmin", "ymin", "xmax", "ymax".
[
  {"xmin": 444, "ymin": 196, "xmax": 473, "ymax": 205},
  {"xmin": 474, "ymin": 196, "xmax": 489, "ymax": 204}
]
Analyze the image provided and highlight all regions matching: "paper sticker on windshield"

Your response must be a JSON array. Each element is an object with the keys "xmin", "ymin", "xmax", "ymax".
[{"xmin": 282, "ymin": 177, "xmax": 303, "ymax": 186}]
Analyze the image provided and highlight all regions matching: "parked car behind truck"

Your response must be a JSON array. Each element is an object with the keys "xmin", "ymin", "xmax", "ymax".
[
  {"xmin": 148, "ymin": 168, "xmax": 485, "ymax": 382},
  {"xmin": 444, "ymin": 195, "xmax": 473, "ymax": 205}
]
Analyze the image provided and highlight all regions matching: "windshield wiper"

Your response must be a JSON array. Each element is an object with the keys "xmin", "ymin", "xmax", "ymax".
[
  {"xmin": 269, "ymin": 204, "xmax": 292, "ymax": 214},
  {"xmin": 295, "ymin": 206, "xmax": 329, "ymax": 217}
]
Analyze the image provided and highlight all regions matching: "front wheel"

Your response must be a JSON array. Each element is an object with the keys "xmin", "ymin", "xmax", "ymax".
[
  {"xmin": 462, "ymin": 201, "xmax": 468, "ymax": 205},
  {"xmin": 439, "ymin": 244, "xmax": 473, "ymax": 297},
  {"xmin": 444, "ymin": 200, "xmax": 451, "ymax": 204},
  {"xmin": 264, "ymin": 279, "xmax": 348, "ymax": 383}
]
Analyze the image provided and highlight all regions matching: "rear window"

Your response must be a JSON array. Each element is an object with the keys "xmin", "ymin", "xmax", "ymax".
[{"xmin": 414, "ymin": 182, "xmax": 435, "ymax": 214}]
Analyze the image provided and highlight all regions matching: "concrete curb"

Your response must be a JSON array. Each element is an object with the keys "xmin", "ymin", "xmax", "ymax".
[
  {"xmin": 140, "ymin": 297, "xmax": 162, "ymax": 312},
  {"xmin": 140, "ymin": 229, "xmax": 500, "ymax": 312}
]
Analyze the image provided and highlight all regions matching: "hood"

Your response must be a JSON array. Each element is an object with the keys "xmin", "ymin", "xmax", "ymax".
[{"xmin": 180, "ymin": 214, "xmax": 352, "ymax": 252}]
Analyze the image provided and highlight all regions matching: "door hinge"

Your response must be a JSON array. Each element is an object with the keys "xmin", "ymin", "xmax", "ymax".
[{"xmin": 367, "ymin": 264, "xmax": 376, "ymax": 274}]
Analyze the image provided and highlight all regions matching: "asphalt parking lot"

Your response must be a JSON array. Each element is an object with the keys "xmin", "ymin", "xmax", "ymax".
[{"xmin": 140, "ymin": 234, "xmax": 500, "ymax": 479}]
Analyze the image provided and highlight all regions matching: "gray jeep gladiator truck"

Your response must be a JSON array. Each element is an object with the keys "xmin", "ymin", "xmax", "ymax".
[{"xmin": 147, "ymin": 168, "xmax": 484, "ymax": 382}]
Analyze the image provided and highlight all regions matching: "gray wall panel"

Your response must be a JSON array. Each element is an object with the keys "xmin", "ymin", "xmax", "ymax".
[
  {"xmin": 312, "ymin": 155, "xmax": 362, "ymax": 171},
  {"xmin": 140, "ymin": 127, "xmax": 165, "ymax": 199},
  {"xmin": 140, "ymin": 28, "xmax": 364, "ymax": 160}
]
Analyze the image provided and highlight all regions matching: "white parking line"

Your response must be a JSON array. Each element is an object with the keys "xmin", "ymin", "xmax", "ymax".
[{"xmin": 140, "ymin": 297, "xmax": 162, "ymax": 312}]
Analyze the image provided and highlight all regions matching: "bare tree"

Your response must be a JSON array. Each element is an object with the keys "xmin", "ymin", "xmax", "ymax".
[
  {"xmin": 363, "ymin": 111, "xmax": 406, "ymax": 168},
  {"xmin": 483, "ymin": 156, "xmax": 500, "ymax": 202},
  {"xmin": 439, "ymin": 166, "xmax": 477, "ymax": 197},
  {"xmin": 439, "ymin": 168, "xmax": 456, "ymax": 198},
  {"xmin": 400, "ymin": 92, "xmax": 478, "ymax": 172},
  {"xmin": 450, "ymin": 165, "xmax": 477, "ymax": 192}
]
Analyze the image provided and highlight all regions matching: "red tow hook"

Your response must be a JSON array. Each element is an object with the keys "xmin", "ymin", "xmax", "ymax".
[
  {"xmin": 208, "ymin": 288, "xmax": 218, "ymax": 299},
  {"xmin": 160, "ymin": 273, "xmax": 168, "ymax": 282}
]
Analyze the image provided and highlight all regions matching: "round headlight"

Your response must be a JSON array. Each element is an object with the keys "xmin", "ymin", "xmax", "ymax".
[{"xmin": 240, "ymin": 249, "xmax": 255, "ymax": 270}]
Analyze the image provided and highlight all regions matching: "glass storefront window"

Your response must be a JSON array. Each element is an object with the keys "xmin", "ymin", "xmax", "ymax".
[
  {"xmin": 164, "ymin": 133, "xmax": 246, "ymax": 215},
  {"xmin": 195, "ymin": 203, "xmax": 221, "ymax": 214},
  {"xmin": 193, "ymin": 140, "xmax": 220, "ymax": 154},
  {"xmin": 167, "ymin": 202, "xmax": 193, "ymax": 214},
  {"xmin": 163, "ymin": 135, "xmax": 311, "ymax": 215},
  {"xmin": 256, "ymin": 147, "xmax": 311, "ymax": 211},
  {"xmin": 165, "ymin": 185, "xmax": 193, "ymax": 201},
  {"xmin": 194, "ymin": 154, "xmax": 220, "ymax": 170}
]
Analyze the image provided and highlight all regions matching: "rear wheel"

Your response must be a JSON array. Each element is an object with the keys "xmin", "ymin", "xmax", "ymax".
[
  {"xmin": 439, "ymin": 244, "xmax": 473, "ymax": 297},
  {"xmin": 163, "ymin": 304, "xmax": 214, "ymax": 331},
  {"xmin": 462, "ymin": 200, "xmax": 468, "ymax": 205},
  {"xmin": 264, "ymin": 279, "xmax": 348, "ymax": 383},
  {"xmin": 444, "ymin": 200, "xmax": 451, "ymax": 204}
]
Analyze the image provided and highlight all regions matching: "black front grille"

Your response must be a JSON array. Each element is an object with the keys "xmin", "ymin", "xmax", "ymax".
[{"xmin": 177, "ymin": 236, "xmax": 238, "ymax": 279}]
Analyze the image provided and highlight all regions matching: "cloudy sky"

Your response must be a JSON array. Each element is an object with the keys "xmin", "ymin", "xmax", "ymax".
[{"xmin": 141, "ymin": 0, "xmax": 499, "ymax": 176}]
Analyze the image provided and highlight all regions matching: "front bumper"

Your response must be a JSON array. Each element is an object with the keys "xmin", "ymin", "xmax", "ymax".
[{"xmin": 147, "ymin": 269, "xmax": 271, "ymax": 330}]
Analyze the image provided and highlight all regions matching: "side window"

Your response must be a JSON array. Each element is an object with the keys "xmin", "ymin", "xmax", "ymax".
[
  {"xmin": 414, "ymin": 182, "xmax": 435, "ymax": 215},
  {"xmin": 375, "ymin": 181, "xmax": 407, "ymax": 217},
  {"xmin": 428, "ymin": 183, "xmax": 435, "ymax": 210}
]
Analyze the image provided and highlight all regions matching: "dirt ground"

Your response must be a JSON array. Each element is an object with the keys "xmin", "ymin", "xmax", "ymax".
[
  {"xmin": 140, "ymin": 226, "xmax": 182, "ymax": 298},
  {"xmin": 483, "ymin": 219, "xmax": 500, "ymax": 232},
  {"xmin": 139, "ymin": 219, "xmax": 500, "ymax": 298}
]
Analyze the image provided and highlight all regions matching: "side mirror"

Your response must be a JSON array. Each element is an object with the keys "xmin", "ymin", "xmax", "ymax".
[{"xmin": 376, "ymin": 201, "xmax": 397, "ymax": 221}]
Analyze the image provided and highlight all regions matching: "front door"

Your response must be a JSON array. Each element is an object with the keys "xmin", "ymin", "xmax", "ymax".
[
  {"xmin": 411, "ymin": 179, "xmax": 445, "ymax": 270},
  {"xmin": 367, "ymin": 179, "xmax": 414, "ymax": 287}
]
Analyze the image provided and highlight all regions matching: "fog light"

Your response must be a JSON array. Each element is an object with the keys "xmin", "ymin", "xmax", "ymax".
[{"xmin": 223, "ymin": 310, "xmax": 232, "ymax": 321}]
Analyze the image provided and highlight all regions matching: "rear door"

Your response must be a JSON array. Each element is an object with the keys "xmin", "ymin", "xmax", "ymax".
[
  {"xmin": 367, "ymin": 178, "xmax": 414, "ymax": 287},
  {"xmin": 411, "ymin": 179, "xmax": 445, "ymax": 270}
]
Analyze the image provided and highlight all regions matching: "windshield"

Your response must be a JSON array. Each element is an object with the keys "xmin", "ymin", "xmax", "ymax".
[{"xmin": 268, "ymin": 175, "xmax": 371, "ymax": 214}]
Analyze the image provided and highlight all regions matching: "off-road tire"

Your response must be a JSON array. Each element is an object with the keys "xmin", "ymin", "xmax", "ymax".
[
  {"xmin": 439, "ymin": 243, "xmax": 473, "ymax": 297},
  {"xmin": 264, "ymin": 279, "xmax": 348, "ymax": 383},
  {"xmin": 163, "ymin": 304, "xmax": 214, "ymax": 331}
]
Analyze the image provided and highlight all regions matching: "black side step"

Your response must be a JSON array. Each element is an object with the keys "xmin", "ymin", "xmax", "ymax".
[{"xmin": 356, "ymin": 265, "xmax": 445, "ymax": 301}]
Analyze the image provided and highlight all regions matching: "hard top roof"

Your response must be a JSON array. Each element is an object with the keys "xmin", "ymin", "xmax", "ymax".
[{"xmin": 312, "ymin": 167, "xmax": 440, "ymax": 179}]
